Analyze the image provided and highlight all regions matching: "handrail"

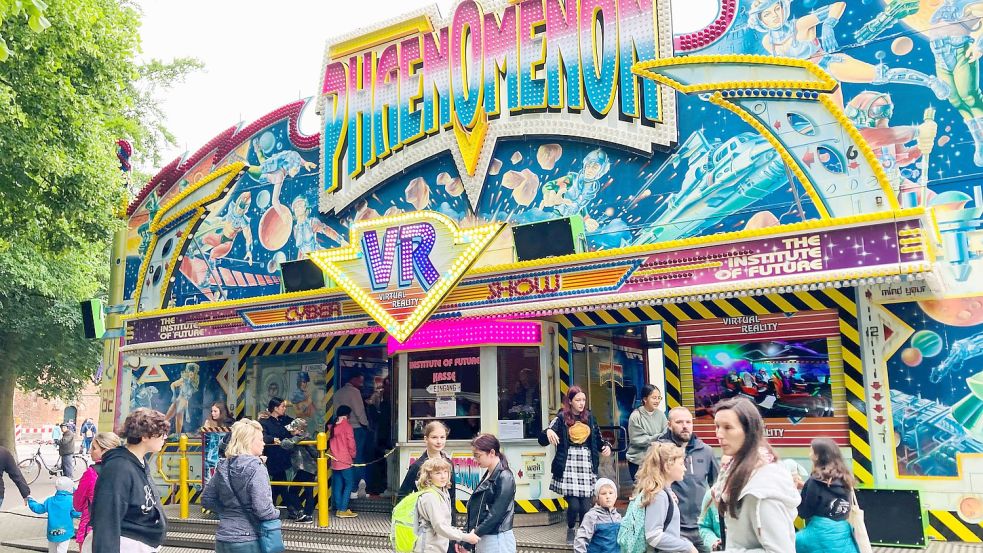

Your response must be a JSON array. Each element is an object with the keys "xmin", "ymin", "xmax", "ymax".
[{"xmin": 174, "ymin": 432, "xmax": 332, "ymax": 528}]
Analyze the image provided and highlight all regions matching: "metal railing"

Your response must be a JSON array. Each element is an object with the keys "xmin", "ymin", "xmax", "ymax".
[{"xmin": 160, "ymin": 432, "xmax": 333, "ymax": 527}]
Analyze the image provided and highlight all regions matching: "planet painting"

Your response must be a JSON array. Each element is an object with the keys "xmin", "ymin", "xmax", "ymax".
[
  {"xmin": 919, "ymin": 296, "xmax": 983, "ymax": 327},
  {"xmin": 910, "ymin": 330, "xmax": 943, "ymax": 358},
  {"xmin": 901, "ymin": 347, "xmax": 923, "ymax": 367}
]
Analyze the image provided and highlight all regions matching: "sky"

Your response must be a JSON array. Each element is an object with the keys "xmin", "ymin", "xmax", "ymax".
[{"xmin": 136, "ymin": 0, "xmax": 718, "ymax": 171}]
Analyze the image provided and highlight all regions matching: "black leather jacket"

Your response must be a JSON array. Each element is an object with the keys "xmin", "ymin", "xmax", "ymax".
[{"xmin": 465, "ymin": 462, "xmax": 515, "ymax": 537}]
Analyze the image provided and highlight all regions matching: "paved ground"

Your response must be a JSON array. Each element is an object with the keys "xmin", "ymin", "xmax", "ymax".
[{"xmin": 4, "ymin": 444, "xmax": 983, "ymax": 552}]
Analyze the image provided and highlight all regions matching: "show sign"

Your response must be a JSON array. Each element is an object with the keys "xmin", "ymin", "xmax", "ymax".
[
  {"xmin": 317, "ymin": 0, "xmax": 675, "ymax": 211},
  {"xmin": 308, "ymin": 211, "xmax": 503, "ymax": 342}
]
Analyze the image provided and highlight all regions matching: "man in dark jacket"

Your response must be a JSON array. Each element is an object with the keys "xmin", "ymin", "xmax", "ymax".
[
  {"xmin": 91, "ymin": 407, "xmax": 169, "ymax": 553},
  {"xmin": 657, "ymin": 407, "xmax": 719, "ymax": 553},
  {"xmin": 0, "ymin": 445, "xmax": 31, "ymax": 508},
  {"xmin": 56, "ymin": 423, "xmax": 76, "ymax": 479},
  {"xmin": 260, "ymin": 397, "xmax": 299, "ymax": 518}
]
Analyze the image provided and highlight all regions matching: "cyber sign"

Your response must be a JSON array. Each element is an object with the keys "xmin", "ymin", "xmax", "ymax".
[
  {"xmin": 317, "ymin": 0, "xmax": 676, "ymax": 212},
  {"xmin": 307, "ymin": 211, "xmax": 503, "ymax": 342}
]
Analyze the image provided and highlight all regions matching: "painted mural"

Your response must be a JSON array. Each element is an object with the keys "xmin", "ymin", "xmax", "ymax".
[
  {"xmin": 882, "ymin": 294, "xmax": 983, "ymax": 478},
  {"xmin": 126, "ymin": 358, "xmax": 229, "ymax": 436},
  {"xmin": 122, "ymin": 0, "xmax": 983, "ymax": 314}
]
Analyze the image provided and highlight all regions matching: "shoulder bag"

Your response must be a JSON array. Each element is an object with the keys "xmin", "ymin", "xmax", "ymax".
[
  {"xmin": 849, "ymin": 490, "xmax": 873, "ymax": 553},
  {"xmin": 225, "ymin": 462, "xmax": 285, "ymax": 553}
]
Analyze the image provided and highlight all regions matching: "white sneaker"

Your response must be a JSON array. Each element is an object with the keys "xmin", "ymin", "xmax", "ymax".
[{"xmin": 349, "ymin": 491, "xmax": 359, "ymax": 499}]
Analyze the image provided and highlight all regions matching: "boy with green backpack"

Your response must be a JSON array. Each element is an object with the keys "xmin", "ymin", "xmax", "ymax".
[{"xmin": 392, "ymin": 457, "xmax": 479, "ymax": 553}]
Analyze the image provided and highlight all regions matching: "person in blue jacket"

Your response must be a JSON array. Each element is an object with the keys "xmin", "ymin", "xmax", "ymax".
[
  {"xmin": 795, "ymin": 438, "xmax": 859, "ymax": 553},
  {"xmin": 27, "ymin": 476, "xmax": 81, "ymax": 553}
]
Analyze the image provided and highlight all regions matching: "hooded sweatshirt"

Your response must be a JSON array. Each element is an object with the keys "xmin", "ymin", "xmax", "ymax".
[
  {"xmin": 722, "ymin": 462, "xmax": 800, "ymax": 553},
  {"xmin": 657, "ymin": 429, "xmax": 718, "ymax": 530},
  {"xmin": 201, "ymin": 455, "xmax": 279, "ymax": 543},
  {"xmin": 28, "ymin": 490, "xmax": 80, "ymax": 543},
  {"xmin": 90, "ymin": 446, "xmax": 167, "ymax": 552},
  {"xmin": 797, "ymin": 477, "xmax": 851, "ymax": 522},
  {"xmin": 626, "ymin": 406, "xmax": 668, "ymax": 465}
]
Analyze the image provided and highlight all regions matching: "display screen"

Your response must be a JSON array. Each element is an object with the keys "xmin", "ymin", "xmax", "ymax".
[{"xmin": 691, "ymin": 339, "xmax": 834, "ymax": 419}]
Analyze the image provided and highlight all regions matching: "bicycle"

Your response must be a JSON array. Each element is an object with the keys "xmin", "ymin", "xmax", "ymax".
[{"xmin": 17, "ymin": 445, "xmax": 88, "ymax": 485}]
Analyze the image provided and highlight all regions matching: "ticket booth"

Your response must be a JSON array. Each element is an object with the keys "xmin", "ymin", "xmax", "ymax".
[{"xmin": 395, "ymin": 320, "xmax": 560, "ymax": 505}]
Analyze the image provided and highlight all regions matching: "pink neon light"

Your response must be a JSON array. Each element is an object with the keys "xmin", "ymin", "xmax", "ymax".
[{"xmin": 387, "ymin": 319, "xmax": 542, "ymax": 355}]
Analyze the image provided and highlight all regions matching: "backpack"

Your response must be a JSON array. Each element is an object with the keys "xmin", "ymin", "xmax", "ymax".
[
  {"xmin": 391, "ymin": 488, "xmax": 438, "ymax": 552},
  {"xmin": 617, "ymin": 489, "xmax": 674, "ymax": 553}
]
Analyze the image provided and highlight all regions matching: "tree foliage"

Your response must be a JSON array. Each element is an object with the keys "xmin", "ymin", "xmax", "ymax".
[
  {"xmin": 0, "ymin": 0, "xmax": 201, "ymax": 448},
  {"xmin": 0, "ymin": 0, "xmax": 51, "ymax": 61}
]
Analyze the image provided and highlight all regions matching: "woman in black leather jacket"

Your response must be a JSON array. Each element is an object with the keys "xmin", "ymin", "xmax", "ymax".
[{"xmin": 458, "ymin": 433, "xmax": 516, "ymax": 553}]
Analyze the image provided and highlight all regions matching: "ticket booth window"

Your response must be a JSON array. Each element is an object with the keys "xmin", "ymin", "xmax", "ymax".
[
  {"xmin": 497, "ymin": 346, "xmax": 543, "ymax": 439},
  {"xmin": 407, "ymin": 347, "xmax": 481, "ymax": 440}
]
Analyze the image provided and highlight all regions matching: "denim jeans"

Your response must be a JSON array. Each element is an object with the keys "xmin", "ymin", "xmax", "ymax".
[
  {"xmin": 60, "ymin": 455, "xmax": 74, "ymax": 479},
  {"xmin": 331, "ymin": 468, "xmax": 355, "ymax": 511},
  {"xmin": 215, "ymin": 540, "xmax": 261, "ymax": 553},
  {"xmin": 352, "ymin": 426, "xmax": 369, "ymax": 485},
  {"xmin": 475, "ymin": 530, "xmax": 516, "ymax": 553}
]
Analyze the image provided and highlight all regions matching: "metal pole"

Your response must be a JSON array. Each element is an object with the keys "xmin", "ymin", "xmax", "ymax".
[
  {"xmin": 317, "ymin": 431, "xmax": 330, "ymax": 527},
  {"xmin": 178, "ymin": 434, "xmax": 189, "ymax": 519}
]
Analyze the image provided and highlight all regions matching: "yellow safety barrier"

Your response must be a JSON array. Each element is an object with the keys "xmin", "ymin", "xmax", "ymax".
[{"xmin": 173, "ymin": 433, "xmax": 333, "ymax": 528}]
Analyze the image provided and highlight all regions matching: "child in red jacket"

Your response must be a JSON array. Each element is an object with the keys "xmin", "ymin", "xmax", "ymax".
[{"xmin": 327, "ymin": 405, "xmax": 358, "ymax": 518}]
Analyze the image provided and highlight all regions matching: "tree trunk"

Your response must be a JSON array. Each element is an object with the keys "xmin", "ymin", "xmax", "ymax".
[{"xmin": 0, "ymin": 365, "xmax": 16, "ymax": 459}]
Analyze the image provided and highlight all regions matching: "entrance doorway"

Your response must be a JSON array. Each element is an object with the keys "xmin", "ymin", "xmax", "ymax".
[
  {"xmin": 570, "ymin": 323, "xmax": 664, "ymax": 494},
  {"xmin": 335, "ymin": 346, "xmax": 396, "ymax": 499}
]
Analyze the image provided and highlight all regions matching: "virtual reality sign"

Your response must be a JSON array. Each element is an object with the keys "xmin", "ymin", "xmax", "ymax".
[{"xmin": 308, "ymin": 211, "xmax": 503, "ymax": 342}]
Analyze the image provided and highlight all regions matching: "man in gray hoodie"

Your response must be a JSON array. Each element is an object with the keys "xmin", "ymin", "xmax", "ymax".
[{"xmin": 657, "ymin": 407, "xmax": 718, "ymax": 553}]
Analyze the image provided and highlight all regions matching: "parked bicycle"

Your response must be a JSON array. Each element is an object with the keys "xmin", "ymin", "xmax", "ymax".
[{"xmin": 17, "ymin": 445, "xmax": 87, "ymax": 484}]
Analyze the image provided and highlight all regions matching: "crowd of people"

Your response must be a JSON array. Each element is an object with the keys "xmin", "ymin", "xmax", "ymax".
[{"xmin": 0, "ymin": 387, "xmax": 870, "ymax": 553}]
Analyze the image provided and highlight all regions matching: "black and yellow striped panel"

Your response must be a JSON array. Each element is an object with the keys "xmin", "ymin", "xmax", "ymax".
[
  {"xmin": 234, "ymin": 332, "xmax": 387, "ymax": 418},
  {"xmin": 513, "ymin": 496, "xmax": 569, "ymax": 513},
  {"xmin": 548, "ymin": 289, "xmax": 871, "ymax": 485},
  {"xmin": 927, "ymin": 510, "xmax": 983, "ymax": 542},
  {"xmin": 163, "ymin": 485, "xmax": 203, "ymax": 505}
]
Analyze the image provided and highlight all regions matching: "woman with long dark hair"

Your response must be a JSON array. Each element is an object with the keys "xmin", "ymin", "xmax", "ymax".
[
  {"xmin": 539, "ymin": 386, "xmax": 611, "ymax": 543},
  {"xmin": 713, "ymin": 397, "xmax": 799, "ymax": 553},
  {"xmin": 459, "ymin": 433, "xmax": 515, "ymax": 553},
  {"xmin": 795, "ymin": 438, "xmax": 859, "ymax": 553}
]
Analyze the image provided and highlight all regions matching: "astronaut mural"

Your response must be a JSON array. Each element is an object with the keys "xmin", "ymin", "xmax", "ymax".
[
  {"xmin": 120, "ymin": 0, "xmax": 983, "ymax": 314},
  {"xmin": 126, "ymin": 359, "xmax": 229, "ymax": 436}
]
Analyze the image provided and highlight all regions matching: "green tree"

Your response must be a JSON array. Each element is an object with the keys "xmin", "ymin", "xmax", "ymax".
[
  {"xmin": 0, "ymin": 0, "xmax": 51, "ymax": 61},
  {"xmin": 0, "ymin": 0, "xmax": 199, "ymax": 452}
]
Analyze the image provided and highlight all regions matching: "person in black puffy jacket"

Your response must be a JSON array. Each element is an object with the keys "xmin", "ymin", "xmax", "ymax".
[{"xmin": 259, "ymin": 397, "xmax": 299, "ymax": 518}]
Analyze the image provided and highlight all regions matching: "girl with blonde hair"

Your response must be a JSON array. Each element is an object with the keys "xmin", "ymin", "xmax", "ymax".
[
  {"xmin": 399, "ymin": 421, "xmax": 457, "ymax": 508},
  {"xmin": 202, "ymin": 419, "xmax": 282, "ymax": 552},
  {"xmin": 414, "ymin": 457, "xmax": 480, "ymax": 552},
  {"xmin": 633, "ymin": 442, "xmax": 696, "ymax": 553},
  {"xmin": 74, "ymin": 432, "xmax": 121, "ymax": 553}
]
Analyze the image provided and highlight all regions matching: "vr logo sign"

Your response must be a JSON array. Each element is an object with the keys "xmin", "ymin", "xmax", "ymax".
[
  {"xmin": 309, "ymin": 211, "xmax": 503, "ymax": 342},
  {"xmin": 363, "ymin": 222, "xmax": 440, "ymax": 292}
]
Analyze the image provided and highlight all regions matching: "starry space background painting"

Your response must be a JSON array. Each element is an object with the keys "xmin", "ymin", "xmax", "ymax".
[
  {"xmin": 124, "ymin": 0, "xmax": 983, "ymax": 312},
  {"xmin": 886, "ymin": 296, "xmax": 983, "ymax": 477}
]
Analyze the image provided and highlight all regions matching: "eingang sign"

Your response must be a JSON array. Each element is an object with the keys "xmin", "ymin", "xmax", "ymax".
[
  {"xmin": 317, "ymin": 0, "xmax": 676, "ymax": 212},
  {"xmin": 308, "ymin": 211, "xmax": 503, "ymax": 342}
]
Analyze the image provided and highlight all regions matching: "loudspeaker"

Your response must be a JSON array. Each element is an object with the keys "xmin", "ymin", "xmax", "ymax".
[
  {"xmin": 854, "ymin": 488, "xmax": 925, "ymax": 546},
  {"xmin": 511, "ymin": 216, "xmax": 586, "ymax": 262},
  {"xmin": 80, "ymin": 299, "xmax": 105, "ymax": 339},
  {"xmin": 280, "ymin": 259, "xmax": 328, "ymax": 293}
]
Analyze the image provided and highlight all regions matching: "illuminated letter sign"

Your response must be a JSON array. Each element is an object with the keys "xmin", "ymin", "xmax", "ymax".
[
  {"xmin": 308, "ymin": 211, "xmax": 504, "ymax": 342},
  {"xmin": 317, "ymin": 0, "xmax": 676, "ymax": 212}
]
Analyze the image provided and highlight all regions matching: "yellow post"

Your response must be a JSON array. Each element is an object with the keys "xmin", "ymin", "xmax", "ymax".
[
  {"xmin": 178, "ymin": 434, "xmax": 189, "ymax": 519},
  {"xmin": 316, "ymin": 431, "xmax": 330, "ymax": 528}
]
